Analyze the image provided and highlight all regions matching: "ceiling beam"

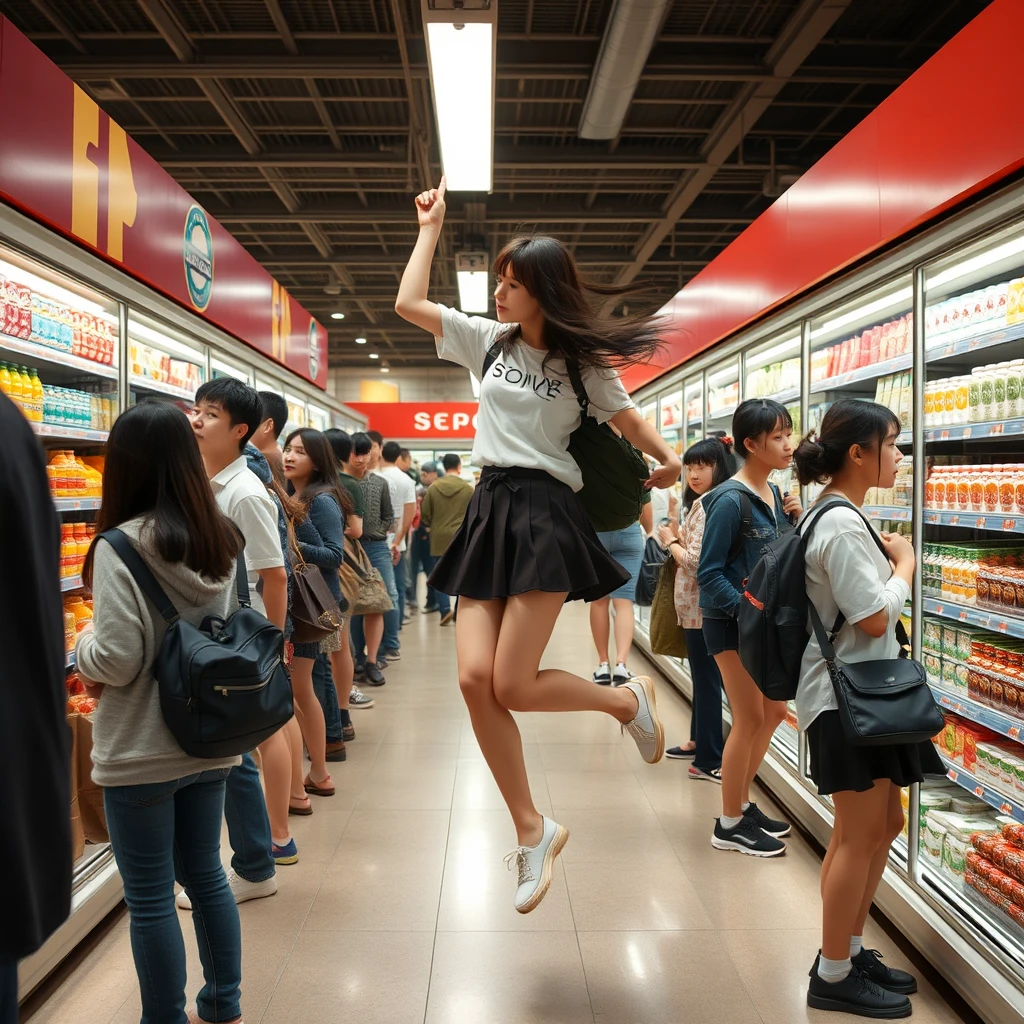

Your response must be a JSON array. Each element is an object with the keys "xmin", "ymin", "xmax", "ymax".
[
  {"xmin": 136, "ymin": 0, "xmax": 195, "ymax": 62},
  {"xmin": 610, "ymin": 0, "xmax": 853, "ymax": 290},
  {"xmin": 262, "ymin": 255, "xmax": 705, "ymax": 268},
  {"xmin": 28, "ymin": 0, "xmax": 88, "ymax": 53},
  {"xmin": 263, "ymin": 0, "xmax": 298, "ymax": 56}
]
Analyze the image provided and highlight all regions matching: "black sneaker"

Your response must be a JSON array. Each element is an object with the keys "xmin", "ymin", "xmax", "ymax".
[
  {"xmin": 592, "ymin": 662, "xmax": 612, "ymax": 685},
  {"xmin": 852, "ymin": 949, "xmax": 918, "ymax": 995},
  {"xmin": 711, "ymin": 817, "xmax": 786, "ymax": 857},
  {"xmin": 375, "ymin": 655, "xmax": 389, "ymax": 671},
  {"xmin": 353, "ymin": 662, "xmax": 367, "ymax": 682},
  {"xmin": 743, "ymin": 801, "xmax": 791, "ymax": 838},
  {"xmin": 364, "ymin": 663, "xmax": 386, "ymax": 686},
  {"xmin": 665, "ymin": 745, "xmax": 696, "ymax": 760},
  {"xmin": 807, "ymin": 957, "xmax": 912, "ymax": 1018}
]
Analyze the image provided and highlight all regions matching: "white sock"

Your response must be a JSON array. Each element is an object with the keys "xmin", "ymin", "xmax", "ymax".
[
  {"xmin": 850, "ymin": 936, "xmax": 863, "ymax": 957},
  {"xmin": 818, "ymin": 954, "xmax": 853, "ymax": 984},
  {"xmin": 720, "ymin": 814, "xmax": 744, "ymax": 829},
  {"xmin": 596, "ymin": 662, "xmax": 609, "ymax": 673},
  {"xmin": 741, "ymin": 801, "xmax": 751, "ymax": 812}
]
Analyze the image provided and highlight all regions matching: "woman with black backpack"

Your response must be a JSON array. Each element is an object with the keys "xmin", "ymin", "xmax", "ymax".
[
  {"xmin": 793, "ymin": 399, "xmax": 942, "ymax": 1019},
  {"xmin": 698, "ymin": 399, "xmax": 802, "ymax": 858},
  {"xmin": 76, "ymin": 401, "xmax": 245, "ymax": 1024},
  {"xmin": 394, "ymin": 177, "xmax": 681, "ymax": 914}
]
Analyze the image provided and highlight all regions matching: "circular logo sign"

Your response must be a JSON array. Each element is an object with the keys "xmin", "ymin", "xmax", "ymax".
[
  {"xmin": 308, "ymin": 319, "xmax": 320, "ymax": 381},
  {"xmin": 183, "ymin": 205, "xmax": 214, "ymax": 311}
]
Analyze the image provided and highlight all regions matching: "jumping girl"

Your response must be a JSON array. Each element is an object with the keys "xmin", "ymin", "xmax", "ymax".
[
  {"xmin": 660, "ymin": 437, "xmax": 733, "ymax": 780},
  {"xmin": 395, "ymin": 176, "xmax": 681, "ymax": 913},
  {"xmin": 794, "ymin": 399, "xmax": 941, "ymax": 1018},
  {"xmin": 697, "ymin": 398, "xmax": 802, "ymax": 857}
]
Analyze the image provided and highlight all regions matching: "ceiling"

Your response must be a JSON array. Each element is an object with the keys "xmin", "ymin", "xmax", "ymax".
[{"xmin": 0, "ymin": 0, "xmax": 988, "ymax": 369}]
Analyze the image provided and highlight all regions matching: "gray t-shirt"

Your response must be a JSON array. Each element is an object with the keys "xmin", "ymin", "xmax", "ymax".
[
  {"xmin": 434, "ymin": 305, "xmax": 634, "ymax": 491},
  {"xmin": 796, "ymin": 503, "xmax": 912, "ymax": 731}
]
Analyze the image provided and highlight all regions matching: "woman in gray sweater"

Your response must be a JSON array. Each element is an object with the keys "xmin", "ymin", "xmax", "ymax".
[{"xmin": 77, "ymin": 401, "xmax": 246, "ymax": 1024}]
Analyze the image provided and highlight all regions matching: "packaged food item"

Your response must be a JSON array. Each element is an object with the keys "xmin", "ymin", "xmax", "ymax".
[
  {"xmin": 942, "ymin": 832, "xmax": 969, "ymax": 885},
  {"xmin": 923, "ymin": 814, "xmax": 947, "ymax": 866},
  {"xmin": 950, "ymin": 795, "xmax": 990, "ymax": 816},
  {"xmin": 1002, "ymin": 822, "xmax": 1024, "ymax": 849}
]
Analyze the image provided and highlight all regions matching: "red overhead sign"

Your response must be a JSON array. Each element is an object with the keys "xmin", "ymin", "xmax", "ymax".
[
  {"xmin": 0, "ymin": 18, "xmax": 328, "ymax": 388},
  {"xmin": 347, "ymin": 402, "xmax": 480, "ymax": 439}
]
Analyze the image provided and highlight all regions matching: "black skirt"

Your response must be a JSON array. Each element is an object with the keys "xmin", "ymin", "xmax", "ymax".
[
  {"xmin": 428, "ymin": 466, "xmax": 630, "ymax": 603},
  {"xmin": 807, "ymin": 710, "xmax": 947, "ymax": 796}
]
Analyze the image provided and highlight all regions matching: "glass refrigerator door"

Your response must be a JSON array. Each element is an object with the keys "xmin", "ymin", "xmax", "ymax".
[
  {"xmin": 684, "ymin": 378, "xmax": 703, "ymax": 448},
  {"xmin": 659, "ymin": 387, "xmax": 683, "ymax": 509},
  {"xmin": 128, "ymin": 311, "xmax": 206, "ymax": 407},
  {"xmin": 284, "ymin": 393, "xmax": 306, "ymax": 439},
  {"xmin": 210, "ymin": 354, "xmax": 253, "ymax": 384},
  {"xmin": 705, "ymin": 356, "xmax": 739, "ymax": 436},
  {"xmin": 308, "ymin": 402, "xmax": 330, "ymax": 432},
  {"xmin": 914, "ymin": 223, "xmax": 1024, "ymax": 977}
]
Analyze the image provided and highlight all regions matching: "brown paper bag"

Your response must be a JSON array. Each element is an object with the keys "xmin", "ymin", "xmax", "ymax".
[
  {"xmin": 69, "ymin": 714, "xmax": 85, "ymax": 862},
  {"xmin": 74, "ymin": 712, "xmax": 109, "ymax": 844}
]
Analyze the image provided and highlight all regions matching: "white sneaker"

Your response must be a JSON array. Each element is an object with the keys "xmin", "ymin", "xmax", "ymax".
[
  {"xmin": 503, "ymin": 816, "xmax": 570, "ymax": 914},
  {"xmin": 349, "ymin": 686, "xmax": 375, "ymax": 709},
  {"xmin": 175, "ymin": 869, "xmax": 277, "ymax": 911},
  {"xmin": 612, "ymin": 662, "xmax": 635, "ymax": 685},
  {"xmin": 620, "ymin": 676, "xmax": 665, "ymax": 764}
]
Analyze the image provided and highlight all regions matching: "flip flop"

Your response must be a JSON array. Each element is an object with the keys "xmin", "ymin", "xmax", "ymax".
[
  {"xmin": 303, "ymin": 773, "xmax": 335, "ymax": 797},
  {"xmin": 288, "ymin": 796, "xmax": 313, "ymax": 816}
]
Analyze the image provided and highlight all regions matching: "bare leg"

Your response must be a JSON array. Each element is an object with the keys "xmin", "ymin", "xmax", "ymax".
[
  {"xmin": 330, "ymin": 621, "xmax": 355, "ymax": 712},
  {"xmin": 742, "ymin": 694, "xmax": 788, "ymax": 805},
  {"xmin": 611, "ymin": 598, "xmax": 635, "ymax": 665},
  {"xmin": 822, "ymin": 783, "xmax": 890, "ymax": 961},
  {"xmin": 456, "ymin": 597, "xmax": 543, "ymax": 846},
  {"xmin": 364, "ymin": 613, "xmax": 384, "ymax": 664},
  {"xmin": 853, "ymin": 784, "xmax": 906, "ymax": 935},
  {"xmin": 257, "ymin": 729, "xmax": 292, "ymax": 845},
  {"xmin": 291, "ymin": 657, "xmax": 329, "ymax": 782},
  {"xmin": 589, "ymin": 598, "xmax": 610, "ymax": 664},
  {"xmin": 714, "ymin": 651, "xmax": 765, "ymax": 819},
  {"xmin": 284, "ymin": 717, "xmax": 305, "ymax": 804}
]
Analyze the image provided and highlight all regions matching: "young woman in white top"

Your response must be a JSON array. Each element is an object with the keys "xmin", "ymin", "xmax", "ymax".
[
  {"xmin": 793, "ymin": 399, "xmax": 943, "ymax": 1018},
  {"xmin": 395, "ymin": 177, "xmax": 681, "ymax": 913}
]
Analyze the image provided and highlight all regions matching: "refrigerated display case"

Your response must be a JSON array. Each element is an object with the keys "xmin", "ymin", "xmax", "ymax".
[
  {"xmin": 2, "ymin": 201, "xmax": 365, "ymax": 1002},
  {"xmin": 630, "ymin": 177, "xmax": 1024, "ymax": 1022}
]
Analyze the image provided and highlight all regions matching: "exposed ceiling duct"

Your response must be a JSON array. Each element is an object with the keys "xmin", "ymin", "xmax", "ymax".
[{"xmin": 578, "ymin": 0, "xmax": 672, "ymax": 141}]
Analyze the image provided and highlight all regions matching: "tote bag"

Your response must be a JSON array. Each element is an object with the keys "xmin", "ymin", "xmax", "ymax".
[
  {"xmin": 340, "ymin": 538, "xmax": 394, "ymax": 616},
  {"xmin": 649, "ymin": 558, "xmax": 688, "ymax": 658}
]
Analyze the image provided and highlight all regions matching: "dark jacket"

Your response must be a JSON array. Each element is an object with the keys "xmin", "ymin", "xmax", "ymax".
[
  {"xmin": 292, "ymin": 492, "xmax": 344, "ymax": 603},
  {"xmin": 421, "ymin": 474, "xmax": 474, "ymax": 557},
  {"xmin": 1, "ymin": 392, "xmax": 71, "ymax": 956},
  {"xmin": 245, "ymin": 443, "xmax": 293, "ymax": 637},
  {"xmin": 697, "ymin": 479, "xmax": 790, "ymax": 618}
]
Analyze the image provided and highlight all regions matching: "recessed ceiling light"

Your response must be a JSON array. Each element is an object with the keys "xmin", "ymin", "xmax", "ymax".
[
  {"xmin": 355, "ymin": 337, "xmax": 367, "ymax": 344},
  {"xmin": 368, "ymin": 352, "xmax": 379, "ymax": 360},
  {"xmin": 330, "ymin": 312, "xmax": 346, "ymax": 320}
]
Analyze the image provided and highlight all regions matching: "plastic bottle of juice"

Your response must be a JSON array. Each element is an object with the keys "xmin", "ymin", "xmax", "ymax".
[
  {"xmin": 30, "ymin": 368, "xmax": 43, "ymax": 422},
  {"xmin": 0, "ymin": 362, "xmax": 10, "ymax": 398},
  {"xmin": 1000, "ymin": 466, "xmax": 1016, "ymax": 514},
  {"xmin": 59, "ymin": 523, "xmax": 74, "ymax": 578},
  {"xmin": 970, "ymin": 467, "xmax": 985, "ymax": 513},
  {"xmin": 984, "ymin": 466, "xmax": 1001, "ymax": 513},
  {"xmin": 73, "ymin": 523, "xmax": 90, "ymax": 575},
  {"xmin": 17, "ymin": 367, "xmax": 32, "ymax": 413}
]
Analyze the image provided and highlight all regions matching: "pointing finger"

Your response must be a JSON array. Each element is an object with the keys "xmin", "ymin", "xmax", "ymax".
[{"xmin": 437, "ymin": 174, "xmax": 447, "ymax": 200}]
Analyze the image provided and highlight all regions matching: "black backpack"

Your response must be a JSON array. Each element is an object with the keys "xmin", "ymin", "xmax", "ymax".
[
  {"xmin": 736, "ymin": 497, "xmax": 864, "ymax": 702},
  {"xmin": 101, "ymin": 529, "xmax": 294, "ymax": 759},
  {"xmin": 634, "ymin": 534, "xmax": 667, "ymax": 606},
  {"xmin": 482, "ymin": 342, "xmax": 649, "ymax": 532}
]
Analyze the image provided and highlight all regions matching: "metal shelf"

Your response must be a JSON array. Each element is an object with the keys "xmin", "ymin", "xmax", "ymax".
[
  {"xmin": 929, "ymin": 683, "xmax": 1024, "ymax": 744},
  {"xmin": 865, "ymin": 505, "xmax": 912, "ymax": 521},
  {"xmin": 60, "ymin": 576, "xmax": 83, "ymax": 592},
  {"xmin": 926, "ymin": 318, "xmax": 1024, "ymax": 363},
  {"xmin": 33, "ymin": 423, "xmax": 109, "ymax": 443},
  {"xmin": 866, "ymin": 506, "xmax": 1024, "ymax": 533},
  {"xmin": 923, "ymin": 597, "xmax": 1024, "ymax": 639},
  {"xmin": 939, "ymin": 753, "xmax": 1024, "ymax": 824},
  {"xmin": 66, "ymin": 651, "xmax": 75, "ymax": 669},
  {"xmin": 748, "ymin": 385, "xmax": 801, "ymax": 405},
  {"xmin": 0, "ymin": 331, "xmax": 117, "ymax": 380},
  {"xmin": 809, "ymin": 352, "xmax": 912, "ymax": 394},
  {"xmin": 129, "ymin": 374, "xmax": 195, "ymax": 401},
  {"xmin": 923, "ymin": 417, "xmax": 1024, "ymax": 443},
  {"xmin": 53, "ymin": 497, "xmax": 102, "ymax": 511}
]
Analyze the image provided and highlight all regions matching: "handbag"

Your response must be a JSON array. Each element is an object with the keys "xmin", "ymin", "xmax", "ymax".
[
  {"xmin": 809, "ymin": 604, "xmax": 944, "ymax": 746},
  {"xmin": 100, "ymin": 529, "xmax": 294, "ymax": 759},
  {"xmin": 635, "ymin": 534, "xmax": 668, "ymax": 606},
  {"xmin": 649, "ymin": 557, "xmax": 688, "ymax": 658},
  {"xmin": 287, "ymin": 519, "xmax": 345, "ymax": 645},
  {"xmin": 341, "ymin": 538, "xmax": 394, "ymax": 616}
]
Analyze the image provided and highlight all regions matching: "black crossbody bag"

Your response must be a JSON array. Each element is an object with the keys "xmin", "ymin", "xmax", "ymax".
[{"xmin": 807, "ymin": 510, "xmax": 943, "ymax": 746}]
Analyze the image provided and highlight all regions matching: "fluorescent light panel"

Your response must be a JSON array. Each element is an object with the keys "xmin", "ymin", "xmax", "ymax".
[
  {"xmin": 811, "ymin": 286, "xmax": 912, "ymax": 340},
  {"xmin": 128, "ymin": 317, "xmax": 205, "ymax": 359},
  {"xmin": 927, "ymin": 233, "xmax": 1024, "ymax": 291},
  {"xmin": 707, "ymin": 363, "xmax": 738, "ymax": 384},
  {"xmin": 425, "ymin": 21, "xmax": 494, "ymax": 191},
  {"xmin": 745, "ymin": 336, "xmax": 800, "ymax": 371},
  {"xmin": 458, "ymin": 270, "xmax": 490, "ymax": 313}
]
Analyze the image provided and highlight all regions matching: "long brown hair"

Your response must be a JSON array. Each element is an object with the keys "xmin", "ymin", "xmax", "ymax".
[
  {"xmin": 84, "ymin": 401, "xmax": 240, "ymax": 585},
  {"xmin": 493, "ymin": 234, "xmax": 665, "ymax": 373},
  {"xmin": 282, "ymin": 428, "xmax": 354, "ymax": 519}
]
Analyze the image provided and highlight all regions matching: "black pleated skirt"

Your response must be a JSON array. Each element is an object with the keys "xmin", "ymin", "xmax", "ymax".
[
  {"xmin": 428, "ymin": 466, "xmax": 630, "ymax": 603},
  {"xmin": 807, "ymin": 710, "xmax": 947, "ymax": 796}
]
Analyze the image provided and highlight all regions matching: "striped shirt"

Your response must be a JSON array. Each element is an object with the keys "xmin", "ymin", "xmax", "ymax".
[{"xmin": 356, "ymin": 471, "xmax": 395, "ymax": 541}]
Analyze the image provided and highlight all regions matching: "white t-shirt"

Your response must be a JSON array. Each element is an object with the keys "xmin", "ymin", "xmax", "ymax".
[
  {"xmin": 434, "ymin": 305, "xmax": 634, "ymax": 491},
  {"xmin": 796, "ymin": 503, "xmax": 912, "ymax": 731},
  {"xmin": 374, "ymin": 464, "xmax": 416, "ymax": 551},
  {"xmin": 210, "ymin": 455, "xmax": 285, "ymax": 617}
]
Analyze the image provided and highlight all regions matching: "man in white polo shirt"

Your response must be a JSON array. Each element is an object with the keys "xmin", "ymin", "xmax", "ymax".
[{"xmin": 375, "ymin": 439, "xmax": 416, "ymax": 648}]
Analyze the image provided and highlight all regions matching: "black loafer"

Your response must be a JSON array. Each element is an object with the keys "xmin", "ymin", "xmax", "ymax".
[
  {"xmin": 808, "ymin": 957, "xmax": 912, "ymax": 1018},
  {"xmin": 852, "ymin": 948, "xmax": 918, "ymax": 995}
]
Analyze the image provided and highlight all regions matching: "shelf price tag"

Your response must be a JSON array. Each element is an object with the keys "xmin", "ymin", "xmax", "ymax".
[
  {"xmin": 1004, "ymin": 520, "xmax": 1017, "ymax": 532},
  {"xmin": 940, "ymin": 429, "xmax": 950, "ymax": 440},
  {"xmin": 974, "ymin": 786, "xmax": 985, "ymax": 797},
  {"xmin": 948, "ymin": 769, "xmax": 958, "ymax": 782},
  {"xmin": 959, "ymin": 610, "xmax": 968, "ymax": 621},
  {"xmin": 977, "ymin": 518, "xmax": 988, "ymax": 529},
  {"xmin": 1010, "ymin": 726, "xmax": 1021, "ymax": 740},
  {"xmin": 949, "ymin": 515, "xmax": 960, "ymax": 525},
  {"xmin": 1001, "ymin": 802, "xmax": 1013, "ymax": 814},
  {"xmin": 999, "ymin": 622, "xmax": 1009, "ymax": 633}
]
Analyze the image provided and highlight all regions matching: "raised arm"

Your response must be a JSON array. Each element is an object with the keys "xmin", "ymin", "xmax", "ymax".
[{"xmin": 395, "ymin": 176, "xmax": 447, "ymax": 336}]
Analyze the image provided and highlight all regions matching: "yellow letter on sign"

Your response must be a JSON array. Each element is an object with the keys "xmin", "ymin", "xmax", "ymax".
[
  {"xmin": 106, "ymin": 122, "xmax": 137, "ymax": 262},
  {"xmin": 71, "ymin": 86, "xmax": 99, "ymax": 247}
]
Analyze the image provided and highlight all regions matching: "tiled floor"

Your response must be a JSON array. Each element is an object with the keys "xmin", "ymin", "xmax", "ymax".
[{"xmin": 24, "ymin": 604, "xmax": 965, "ymax": 1024}]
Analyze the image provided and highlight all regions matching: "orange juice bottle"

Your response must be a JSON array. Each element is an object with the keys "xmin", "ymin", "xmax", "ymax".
[
  {"xmin": 984, "ymin": 467, "xmax": 1000, "ymax": 513},
  {"xmin": 1000, "ymin": 466, "xmax": 1016, "ymax": 514},
  {"xmin": 956, "ymin": 468, "xmax": 971, "ymax": 511},
  {"xmin": 30, "ymin": 368, "xmax": 43, "ymax": 423},
  {"xmin": 59, "ymin": 523, "xmax": 73, "ymax": 578},
  {"xmin": 73, "ymin": 523, "xmax": 90, "ymax": 575},
  {"xmin": 970, "ymin": 468, "xmax": 985, "ymax": 512}
]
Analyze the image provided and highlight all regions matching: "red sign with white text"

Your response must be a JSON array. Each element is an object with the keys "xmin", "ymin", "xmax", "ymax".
[
  {"xmin": 347, "ymin": 402, "xmax": 480, "ymax": 439},
  {"xmin": 0, "ymin": 19, "xmax": 327, "ymax": 388}
]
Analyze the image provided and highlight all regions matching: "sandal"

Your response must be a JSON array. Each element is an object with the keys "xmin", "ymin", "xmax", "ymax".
[
  {"xmin": 303, "ymin": 772, "xmax": 335, "ymax": 797},
  {"xmin": 288, "ymin": 796, "xmax": 313, "ymax": 816}
]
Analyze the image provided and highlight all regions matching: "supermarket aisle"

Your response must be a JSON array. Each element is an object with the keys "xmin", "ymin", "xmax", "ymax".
[{"xmin": 23, "ymin": 605, "xmax": 966, "ymax": 1024}]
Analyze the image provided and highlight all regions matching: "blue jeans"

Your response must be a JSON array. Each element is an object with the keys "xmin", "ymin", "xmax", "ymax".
[
  {"xmin": 313, "ymin": 652, "xmax": 344, "ymax": 742},
  {"xmin": 104, "ymin": 769, "xmax": 241, "ymax": 1024},
  {"xmin": 351, "ymin": 539, "xmax": 401, "ymax": 661},
  {"xmin": 685, "ymin": 627, "xmax": 725, "ymax": 772},
  {"xmin": 393, "ymin": 552, "xmax": 407, "ymax": 625},
  {"xmin": 0, "ymin": 959, "xmax": 15, "ymax": 1024},
  {"xmin": 224, "ymin": 753, "xmax": 276, "ymax": 884},
  {"xmin": 408, "ymin": 531, "xmax": 430, "ymax": 603}
]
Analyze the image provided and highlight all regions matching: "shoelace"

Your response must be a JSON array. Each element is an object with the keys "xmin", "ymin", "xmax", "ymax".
[{"xmin": 503, "ymin": 847, "xmax": 535, "ymax": 887}]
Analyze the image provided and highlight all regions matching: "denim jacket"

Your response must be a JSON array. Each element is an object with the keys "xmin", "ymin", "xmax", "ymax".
[{"xmin": 697, "ymin": 479, "xmax": 790, "ymax": 618}]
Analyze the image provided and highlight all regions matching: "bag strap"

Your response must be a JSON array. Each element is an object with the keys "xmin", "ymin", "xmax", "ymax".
[
  {"xmin": 100, "ymin": 529, "xmax": 181, "ymax": 625},
  {"xmin": 564, "ymin": 361, "xmax": 590, "ymax": 413},
  {"xmin": 727, "ymin": 490, "xmax": 753, "ymax": 564},
  {"xmin": 482, "ymin": 339, "xmax": 503, "ymax": 378}
]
